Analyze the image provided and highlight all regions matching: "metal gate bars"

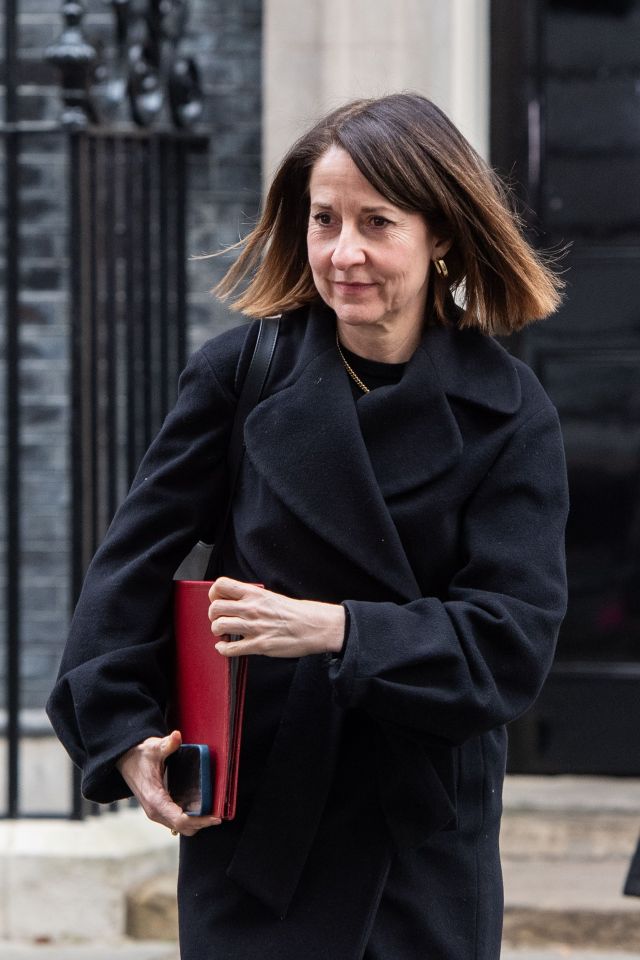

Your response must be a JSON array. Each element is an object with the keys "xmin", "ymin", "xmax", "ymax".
[{"xmin": 3, "ymin": 0, "xmax": 209, "ymax": 818}]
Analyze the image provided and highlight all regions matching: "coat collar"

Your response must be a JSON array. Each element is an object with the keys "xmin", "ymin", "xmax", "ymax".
[
  {"xmin": 420, "ymin": 320, "xmax": 521, "ymax": 415},
  {"xmin": 243, "ymin": 301, "xmax": 521, "ymax": 602}
]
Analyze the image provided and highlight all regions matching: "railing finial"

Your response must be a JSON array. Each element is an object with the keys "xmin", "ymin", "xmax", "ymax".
[
  {"xmin": 47, "ymin": 0, "xmax": 203, "ymax": 129},
  {"xmin": 45, "ymin": 1, "xmax": 99, "ymax": 129}
]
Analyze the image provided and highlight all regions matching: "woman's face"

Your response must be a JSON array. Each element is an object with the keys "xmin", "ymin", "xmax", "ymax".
[{"xmin": 307, "ymin": 146, "xmax": 446, "ymax": 339}]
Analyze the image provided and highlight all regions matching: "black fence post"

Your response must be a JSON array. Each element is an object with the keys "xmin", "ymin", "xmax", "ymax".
[{"xmin": 4, "ymin": 0, "xmax": 21, "ymax": 821}]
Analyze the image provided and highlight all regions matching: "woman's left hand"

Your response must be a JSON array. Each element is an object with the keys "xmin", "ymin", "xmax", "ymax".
[{"xmin": 208, "ymin": 577, "xmax": 345, "ymax": 659}]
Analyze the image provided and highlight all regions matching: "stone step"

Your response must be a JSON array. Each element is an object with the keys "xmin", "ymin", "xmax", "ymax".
[
  {"xmin": 501, "ymin": 809, "xmax": 639, "ymax": 861},
  {"xmin": 504, "ymin": 953, "xmax": 640, "ymax": 959},
  {"xmin": 501, "ymin": 776, "xmax": 640, "ymax": 861},
  {"xmin": 127, "ymin": 874, "xmax": 178, "ymax": 943},
  {"xmin": 0, "ymin": 945, "xmax": 634, "ymax": 960},
  {"xmin": 127, "ymin": 864, "xmax": 640, "ymax": 950},
  {"xmin": 502, "ymin": 859, "xmax": 640, "ymax": 950},
  {"xmin": 0, "ymin": 809, "xmax": 178, "ymax": 942},
  {"xmin": 501, "ymin": 776, "xmax": 640, "ymax": 949},
  {"xmin": 0, "ymin": 943, "xmax": 178, "ymax": 960},
  {"xmin": 127, "ymin": 777, "xmax": 640, "ymax": 948}
]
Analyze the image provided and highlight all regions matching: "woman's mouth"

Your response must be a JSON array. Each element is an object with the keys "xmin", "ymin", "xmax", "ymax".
[{"xmin": 333, "ymin": 281, "xmax": 376, "ymax": 294}]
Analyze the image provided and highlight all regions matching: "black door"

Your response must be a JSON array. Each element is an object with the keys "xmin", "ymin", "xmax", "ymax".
[{"xmin": 491, "ymin": 0, "xmax": 640, "ymax": 773}]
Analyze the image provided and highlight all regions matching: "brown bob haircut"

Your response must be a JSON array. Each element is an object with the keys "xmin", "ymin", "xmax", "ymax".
[{"xmin": 214, "ymin": 93, "xmax": 563, "ymax": 334}]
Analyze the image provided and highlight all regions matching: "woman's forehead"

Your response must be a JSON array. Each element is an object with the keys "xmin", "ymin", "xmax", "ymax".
[{"xmin": 309, "ymin": 146, "xmax": 392, "ymax": 207}]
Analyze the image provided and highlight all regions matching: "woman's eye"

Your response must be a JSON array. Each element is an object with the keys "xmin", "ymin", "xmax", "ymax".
[
  {"xmin": 312, "ymin": 212, "xmax": 332, "ymax": 226},
  {"xmin": 370, "ymin": 216, "xmax": 390, "ymax": 228}
]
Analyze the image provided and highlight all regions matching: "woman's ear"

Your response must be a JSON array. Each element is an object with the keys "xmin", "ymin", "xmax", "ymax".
[{"xmin": 433, "ymin": 237, "xmax": 453, "ymax": 260}]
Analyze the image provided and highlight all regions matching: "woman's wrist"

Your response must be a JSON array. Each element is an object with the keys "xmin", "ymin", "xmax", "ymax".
[{"xmin": 321, "ymin": 602, "xmax": 346, "ymax": 655}]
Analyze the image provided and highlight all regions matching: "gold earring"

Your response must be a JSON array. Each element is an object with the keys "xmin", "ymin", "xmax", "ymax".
[{"xmin": 434, "ymin": 258, "xmax": 448, "ymax": 278}]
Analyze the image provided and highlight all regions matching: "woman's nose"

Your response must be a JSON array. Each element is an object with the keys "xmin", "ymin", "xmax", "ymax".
[{"xmin": 331, "ymin": 226, "xmax": 366, "ymax": 270}]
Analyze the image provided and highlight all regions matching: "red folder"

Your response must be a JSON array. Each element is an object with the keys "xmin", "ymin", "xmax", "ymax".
[{"xmin": 173, "ymin": 580, "xmax": 248, "ymax": 820}]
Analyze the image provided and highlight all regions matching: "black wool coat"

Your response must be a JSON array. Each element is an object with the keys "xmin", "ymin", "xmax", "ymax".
[{"xmin": 47, "ymin": 301, "xmax": 569, "ymax": 960}]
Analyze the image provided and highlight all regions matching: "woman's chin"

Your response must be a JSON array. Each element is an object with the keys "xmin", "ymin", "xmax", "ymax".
[{"xmin": 333, "ymin": 307, "xmax": 382, "ymax": 328}]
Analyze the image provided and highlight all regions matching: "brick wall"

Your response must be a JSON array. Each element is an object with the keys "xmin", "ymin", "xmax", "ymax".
[{"xmin": 0, "ymin": 0, "xmax": 262, "ymax": 711}]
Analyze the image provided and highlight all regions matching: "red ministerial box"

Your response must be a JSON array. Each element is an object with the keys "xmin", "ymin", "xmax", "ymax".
[{"xmin": 173, "ymin": 580, "xmax": 251, "ymax": 820}]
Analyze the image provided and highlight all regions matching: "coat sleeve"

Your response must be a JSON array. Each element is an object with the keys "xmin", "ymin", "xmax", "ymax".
[
  {"xmin": 46, "ymin": 343, "xmax": 238, "ymax": 803},
  {"xmin": 329, "ymin": 403, "xmax": 569, "ymax": 747}
]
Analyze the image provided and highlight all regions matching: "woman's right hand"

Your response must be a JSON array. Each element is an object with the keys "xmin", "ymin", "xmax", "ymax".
[{"xmin": 115, "ymin": 729, "xmax": 222, "ymax": 837}]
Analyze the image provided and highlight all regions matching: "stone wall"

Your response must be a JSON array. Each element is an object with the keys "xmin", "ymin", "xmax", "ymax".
[{"xmin": 0, "ymin": 0, "xmax": 262, "ymax": 714}]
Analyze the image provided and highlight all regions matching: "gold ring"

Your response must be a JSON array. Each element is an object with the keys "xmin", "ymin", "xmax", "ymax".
[{"xmin": 170, "ymin": 829, "xmax": 179, "ymax": 836}]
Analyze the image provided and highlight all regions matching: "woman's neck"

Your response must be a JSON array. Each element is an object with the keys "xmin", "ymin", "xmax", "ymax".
[{"xmin": 336, "ymin": 321, "xmax": 422, "ymax": 363}]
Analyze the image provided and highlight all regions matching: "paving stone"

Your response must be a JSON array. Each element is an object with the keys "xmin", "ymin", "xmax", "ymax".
[{"xmin": 0, "ymin": 943, "xmax": 178, "ymax": 960}]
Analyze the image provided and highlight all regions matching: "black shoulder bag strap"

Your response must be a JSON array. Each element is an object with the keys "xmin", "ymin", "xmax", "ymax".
[{"xmin": 203, "ymin": 316, "xmax": 280, "ymax": 580}]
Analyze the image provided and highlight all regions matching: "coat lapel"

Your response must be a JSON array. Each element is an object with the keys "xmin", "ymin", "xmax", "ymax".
[
  {"xmin": 244, "ymin": 304, "xmax": 422, "ymax": 602},
  {"xmin": 424, "ymin": 322, "xmax": 522, "ymax": 414},
  {"xmin": 354, "ymin": 339, "xmax": 463, "ymax": 502},
  {"xmin": 355, "ymin": 323, "xmax": 522, "ymax": 500}
]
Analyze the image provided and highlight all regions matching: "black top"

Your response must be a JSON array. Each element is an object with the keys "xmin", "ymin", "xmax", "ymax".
[{"xmin": 339, "ymin": 343, "xmax": 407, "ymax": 397}]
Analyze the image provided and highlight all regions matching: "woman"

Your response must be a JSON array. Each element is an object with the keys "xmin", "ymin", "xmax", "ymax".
[{"xmin": 47, "ymin": 94, "xmax": 569, "ymax": 959}]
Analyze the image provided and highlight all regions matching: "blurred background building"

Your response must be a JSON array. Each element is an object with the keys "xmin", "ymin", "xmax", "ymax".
[
  {"xmin": 1, "ymin": 0, "xmax": 639, "ymax": 818},
  {"xmin": 492, "ymin": 0, "xmax": 640, "ymax": 778}
]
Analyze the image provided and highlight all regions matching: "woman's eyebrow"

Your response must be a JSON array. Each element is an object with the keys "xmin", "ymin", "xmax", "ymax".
[{"xmin": 309, "ymin": 201, "xmax": 395, "ymax": 213}]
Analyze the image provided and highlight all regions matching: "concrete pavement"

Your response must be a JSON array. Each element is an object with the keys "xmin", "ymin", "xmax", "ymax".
[
  {"xmin": 504, "ymin": 954, "xmax": 640, "ymax": 959},
  {"xmin": 0, "ymin": 945, "xmax": 178, "ymax": 960},
  {"xmin": 0, "ymin": 944, "xmax": 639, "ymax": 960}
]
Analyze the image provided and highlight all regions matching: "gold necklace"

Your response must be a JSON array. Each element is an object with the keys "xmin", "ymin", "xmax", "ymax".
[{"xmin": 336, "ymin": 330, "xmax": 370, "ymax": 394}]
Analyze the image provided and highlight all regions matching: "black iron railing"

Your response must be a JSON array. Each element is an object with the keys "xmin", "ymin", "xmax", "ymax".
[
  {"xmin": 2, "ymin": 0, "xmax": 208, "ymax": 818},
  {"xmin": 4, "ymin": 0, "xmax": 21, "ymax": 824}
]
